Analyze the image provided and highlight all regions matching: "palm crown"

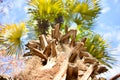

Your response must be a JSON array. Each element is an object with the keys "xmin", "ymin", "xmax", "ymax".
[
  {"xmin": 0, "ymin": 23, "xmax": 28, "ymax": 56},
  {"xmin": 28, "ymin": 0, "xmax": 100, "ymax": 34}
]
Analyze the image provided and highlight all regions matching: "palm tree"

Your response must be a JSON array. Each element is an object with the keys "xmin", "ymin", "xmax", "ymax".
[
  {"xmin": 0, "ymin": 0, "xmax": 115, "ymax": 79},
  {"xmin": 0, "ymin": 0, "xmax": 114, "ymax": 68}
]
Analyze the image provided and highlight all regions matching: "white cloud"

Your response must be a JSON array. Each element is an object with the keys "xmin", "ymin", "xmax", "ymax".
[
  {"xmin": 101, "ymin": 7, "xmax": 110, "ymax": 14},
  {"xmin": 98, "ymin": 43, "xmax": 120, "ymax": 79},
  {"xmin": 103, "ymin": 33, "xmax": 113, "ymax": 40},
  {"xmin": 112, "ymin": 44, "xmax": 120, "ymax": 55},
  {"xmin": 95, "ymin": 23, "xmax": 120, "ymax": 43},
  {"xmin": 2, "ymin": 7, "xmax": 9, "ymax": 14},
  {"xmin": 94, "ymin": 23, "xmax": 120, "ymax": 79}
]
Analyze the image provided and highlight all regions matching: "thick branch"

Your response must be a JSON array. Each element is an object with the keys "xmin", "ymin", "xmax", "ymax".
[
  {"xmin": 51, "ymin": 40, "xmax": 57, "ymax": 57},
  {"xmin": 39, "ymin": 35, "xmax": 48, "ymax": 50},
  {"xmin": 26, "ymin": 45, "xmax": 47, "ymax": 60},
  {"xmin": 53, "ymin": 24, "xmax": 60, "ymax": 41},
  {"xmin": 84, "ymin": 57, "xmax": 97, "ymax": 64},
  {"xmin": 80, "ymin": 63, "xmax": 97, "ymax": 80},
  {"xmin": 66, "ymin": 64, "xmax": 78, "ymax": 80},
  {"xmin": 43, "ymin": 43, "xmax": 51, "ymax": 57},
  {"xmin": 60, "ymin": 30, "xmax": 77, "ymax": 45}
]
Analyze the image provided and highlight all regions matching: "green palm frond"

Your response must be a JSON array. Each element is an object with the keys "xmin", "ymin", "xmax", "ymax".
[
  {"xmin": 76, "ymin": 26, "xmax": 115, "ymax": 67},
  {"xmin": 70, "ymin": 0, "xmax": 101, "ymax": 29},
  {"xmin": 27, "ymin": 0, "xmax": 101, "ymax": 34},
  {"xmin": 28, "ymin": 0, "xmax": 64, "ymax": 22},
  {"xmin": 85, "ymin": 34, "xmax": 115, "ymax": 68},
  {"xmin": 28, "ymin": 0, "xmax": 65, "ymax": 34},
  {"xmin": 0, "ymin": 23, "xmax": 28, "ymax": 56}
]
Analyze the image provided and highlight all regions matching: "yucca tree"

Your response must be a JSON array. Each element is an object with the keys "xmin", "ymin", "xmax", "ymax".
[{"xmin": 0, "ymin": 23, "xmax": 28, "ymax": 56}]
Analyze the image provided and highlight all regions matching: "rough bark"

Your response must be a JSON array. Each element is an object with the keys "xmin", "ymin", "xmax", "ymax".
[{"xmin": 2, "ymin": 24, "xmax": 108, "ymax": 80}]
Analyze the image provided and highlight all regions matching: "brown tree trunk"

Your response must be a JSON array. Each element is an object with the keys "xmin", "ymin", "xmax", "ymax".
[
  {"xmin": 13, "ymin": 24, "xmax": 107, "ymax": 80},
  {"xmin": 37, "ymin": 19, "xmax": 49, "ymax": 34}
]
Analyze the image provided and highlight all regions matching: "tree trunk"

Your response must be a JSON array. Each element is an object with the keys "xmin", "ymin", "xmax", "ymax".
[
  {"xmin": 13, "ymin": 24, "xmax": 107, "ymax": 80},
  {"xmin": 37, "ymin": 19, "xmax": 49, "ymax": 34}
]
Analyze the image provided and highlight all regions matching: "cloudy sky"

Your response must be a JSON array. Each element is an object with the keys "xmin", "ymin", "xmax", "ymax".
[
  {"xmin": 93, "ymin": 0, "xmax": 120, "ymax": 79},
  {"xmin": 0, "ymin": 0, "xmax": 120, "ymax": 79}
]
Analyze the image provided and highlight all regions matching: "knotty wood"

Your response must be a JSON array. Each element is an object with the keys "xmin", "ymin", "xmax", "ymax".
[
  {"xmin": 77, "ymin": 60, "xmax": 87, "ymax": 71},
  {"xmin": 23, "ymin": 52, "xmax": 33, "ymax": 57},
  {"xmin": 64, "ymin": 25, "xmax": 69, "ymax": 43},
  {"xmin": 52, "ymin": 29, "xmax": 55, "ymax": 39},
  {"xmin": 79, "ymin": 51, "xmax": 91, "ymax": 59},
  {"xmin": 53, "ymin": 23, "xmax": 60, "ymax": 41},
  {"xmin": 53, "ymin": 58, "xmax": 68, "ymax": 80},
  {"xmin": 39, "ymin": 35, "xmax": 48, "ymax": 50},
  {"xmin": 65, "ymin": 25, "xmax": 68, "ymax": 33},
  {"xmin": 26, "ymin": 44, "xmax": 47, "ymax": 60},
  {"xmin": 66, "ymin": 64, "xmax": 78, "ymax": 80},
  {"xmin": 70, "ymin": 30, "xmax": 77, "ymax": 47},
  {"xmin": 18, "ymin": 24, "xmax": 108, "ymax": 80},
  {"xmin": 26, "ymin": 40, "xmax": 40, "ymax": 49},
  {"xmin": 60, "ymin": 30, "xmax": 76, "ymax": 45},
  {"xmin": 51, "ymin": 40, "xmax": 57, "ymax": 57},
  {"xmin": 80, "ymin": 65, "xmax": 94, "ymax": 80},
  {"xmin": 97, "ymin": 66, "xmax": 108, "ymax": 74},
  {"xmin": 43, "ymin": 43, "xmax": 51, "ymax": 57},
  {"xmin": 84, "ymin": 57, "xmax": 97, "ymax": 64},
  {"xmin": 69, "ymin": 52, "xmax": 77, "ymax": 63},
  {"xmin": 69, "ymin": 42, "xmax": 85, "ymax": 63}
]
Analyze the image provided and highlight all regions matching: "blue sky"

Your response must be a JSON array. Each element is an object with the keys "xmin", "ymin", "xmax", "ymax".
[
  {"xmin": 92, "ymin": 0, "xmax": 120, "ymax": 78},
  {"xmin": 0, "ymin": 0, "xmax": 120, "ymax": 79}
]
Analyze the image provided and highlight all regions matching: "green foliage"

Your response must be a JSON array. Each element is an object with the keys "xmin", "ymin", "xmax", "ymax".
[
  {"xmin": 28, "ymin": 0, "xmax": 64, "ymax": 22},
  {"xmin": 63, "ymin": 0, "xmax": 101, "ymax": 29},
  {"xmin": 76, "ymin": 26, "xmax": 115, "ymax": 67},
  {"xmin": 0, "ymin": 23, "xmax": 28, "ymax": 56},
  {"xmin": 27, "ymin": 0, "xmax": 101, "ymax": 34},
  {"xmin": 85, "ymin": 34, "xmax": 114, "ymax": 68},
  {"xmin": 28, "ymin": 0, "xmax": 65, "ymax": 34}
]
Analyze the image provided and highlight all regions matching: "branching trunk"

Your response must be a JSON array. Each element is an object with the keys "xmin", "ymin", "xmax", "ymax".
[{"xmin": 12, "ymin": 24, "xmax": 107, "ymax": 80}]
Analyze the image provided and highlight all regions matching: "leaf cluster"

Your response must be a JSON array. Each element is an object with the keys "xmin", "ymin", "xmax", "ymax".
[
  {"xmin": 27, "ymin": 0, "xmax": 101, "ymax": 32},
  {"xmin": 0, "ymin": 23, "xmax": 28, "ymax": 56}
]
